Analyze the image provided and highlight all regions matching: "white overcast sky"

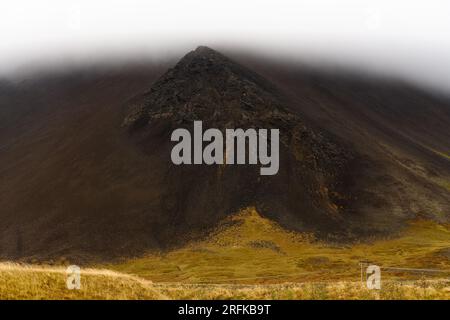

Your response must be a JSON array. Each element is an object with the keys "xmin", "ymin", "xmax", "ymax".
[{"xmin": 1, "ymin": 0, "xmax": 449, "ymax": 91}]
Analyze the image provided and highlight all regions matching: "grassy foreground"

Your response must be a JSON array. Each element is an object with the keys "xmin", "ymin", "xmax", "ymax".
[
  {"xmin": 0, "ymin": 263, "xmax": 449, "ymax": 299},
  {"xmin": 1, "ymin": 208, "xmax": 449, "ymax": 299}
]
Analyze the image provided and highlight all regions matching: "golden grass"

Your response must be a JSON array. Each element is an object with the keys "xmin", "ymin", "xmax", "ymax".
[
  {"xmin": 0, "ymin": 263, "xmax": 166, "ymax": 299},
  {"xmin": 0, "ymin": 263, "xmax": 449, "ymax": 299},
  {"xmin": 1, "ymin": 207, "xmax": 449, "ymax": 299},
  {"xmin": 110, "ymin": 207, "xmax": 450, "ymax": 284}
]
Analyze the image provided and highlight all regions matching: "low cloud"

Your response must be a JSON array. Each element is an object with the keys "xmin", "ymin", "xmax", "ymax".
[{"xmin": 1, "ymin": 0, "xmax": 449, "ymax": 92}]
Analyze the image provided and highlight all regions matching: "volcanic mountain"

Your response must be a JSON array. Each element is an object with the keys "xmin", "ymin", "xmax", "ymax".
[
  {"xmin": 122, "ymin": 46, "xmax": 363, "ymax": 236},
  {"xmin": 0, "ymin": 46, "xmax": 449, "ymax": 262}
]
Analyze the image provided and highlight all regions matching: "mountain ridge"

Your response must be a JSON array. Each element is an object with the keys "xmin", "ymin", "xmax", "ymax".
[{"xmin": 0, "ymin": 46, "xmax": 448, "ymax": 262}]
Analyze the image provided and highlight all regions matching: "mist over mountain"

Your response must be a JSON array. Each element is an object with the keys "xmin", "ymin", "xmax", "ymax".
[{"xmin": 0, "ymin": 47, "xmax": 449, "ymax": 262}]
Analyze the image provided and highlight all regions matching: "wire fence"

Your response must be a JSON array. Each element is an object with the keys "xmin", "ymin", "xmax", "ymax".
[{"xmin": 359, "ymin": 260, "xmax": 450, "ymax": 285}]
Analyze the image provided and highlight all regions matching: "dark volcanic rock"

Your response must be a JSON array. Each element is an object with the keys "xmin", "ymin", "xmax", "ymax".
[
  {"xmin": 1, "ymin": 46, "xmax": 448, "ymax": 262},
  {"xmin": 123, "ymin": 46, "xmax": 363, "ymax": 239}
]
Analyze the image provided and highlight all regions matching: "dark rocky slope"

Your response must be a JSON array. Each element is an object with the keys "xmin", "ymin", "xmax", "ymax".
[
  {"xmin": 122, "ymin": 46, "xmax": 363, "ymax": 242},
  {"xmin": 0, "ymin": 47, "xmax": 448, "ymax": 262}
]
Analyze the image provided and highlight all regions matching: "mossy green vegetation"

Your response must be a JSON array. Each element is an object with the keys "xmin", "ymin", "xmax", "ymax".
[
  {"xmin": 1, "ymin": 207, "xmax": 449, "ymax": 299},
  {"xmin": 110, "ymin": 208, "xmax": 450, "ymax": 284}
]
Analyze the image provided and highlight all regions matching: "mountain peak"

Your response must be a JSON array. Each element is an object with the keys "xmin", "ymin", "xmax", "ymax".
[
  {"xmin": 179, "ymin": 45, "xmax": 221, "ymax": 63},
  {"xmin": 172, "ymin": 45, "xmax": 235, "ymax": 75},
  {"xmin": 120, "ymin": 46, "xmax": 363, "ymax": 243},
  {"xmin": 193, "ymin": 45, "xmax": 218, "ymax": 54},
  {"xmin": 123, "ymin": 46, "xmax": 288, "ymax": 129}
]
